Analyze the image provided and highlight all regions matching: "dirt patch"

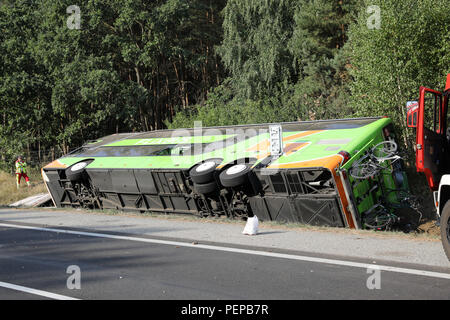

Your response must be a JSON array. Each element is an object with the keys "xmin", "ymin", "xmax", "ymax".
[
  {"xmin": 19, "ymin": 207, "xmax": 442, "ymax": 242},
  {"xmin": 417, "ymin": 220, "xmax": 441, "ymax": 237}
]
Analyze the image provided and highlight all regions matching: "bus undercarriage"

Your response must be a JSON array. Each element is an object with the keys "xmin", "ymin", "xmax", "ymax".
[{"xmin": 44, "ymin": 165, "xmax": 347, "ymax": 228}]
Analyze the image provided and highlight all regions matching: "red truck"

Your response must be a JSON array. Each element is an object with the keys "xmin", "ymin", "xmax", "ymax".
[{"xmin": 407, "ymin": 74, "xmax": 450, "ymax": 260}]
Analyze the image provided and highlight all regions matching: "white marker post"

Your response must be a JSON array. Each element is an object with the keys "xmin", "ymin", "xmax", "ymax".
[{"xmin": 269, "ymin": 125, "xmax": 283, "ymax": 157}]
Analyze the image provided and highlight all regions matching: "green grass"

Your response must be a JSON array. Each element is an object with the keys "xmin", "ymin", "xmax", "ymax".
[{"xmin": 0, "ymin": 169, "xmax": 48, "ymax": 205}]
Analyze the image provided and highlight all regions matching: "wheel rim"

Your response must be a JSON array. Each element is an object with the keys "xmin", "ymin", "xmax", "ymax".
[
  {"xmin": 71, "ymin": 162, "xmax": 87, "ymax": 172},
  {"xmin": 226, "ymin": 164, "xmax": 247, "ymax": 175},
  {"xmin": 196, "ymin": 161, "xmax": 216, "ymax": 173}
]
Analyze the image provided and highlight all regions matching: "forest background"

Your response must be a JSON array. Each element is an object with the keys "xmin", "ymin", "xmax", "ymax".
[{"xmin": 0, "ymin": 0, "xmax": 449, "ymax": 174}]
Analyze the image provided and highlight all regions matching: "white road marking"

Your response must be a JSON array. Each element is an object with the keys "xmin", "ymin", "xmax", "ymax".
[
  {"xmin": 0, "ymin": 281, "xmax": 79, "ymax": 300},
  {"xmin": 1, "ymin": 222, "xmax": 450, "ymax": 280}
]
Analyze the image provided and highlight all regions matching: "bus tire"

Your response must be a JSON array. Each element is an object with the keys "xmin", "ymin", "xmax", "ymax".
[
  {"xmin": 65, "ymin": 161, "xmax": 89, "ymax": 182},
  {"xmin": 194, "ymin": 181, "xmax": 218, "ymax": 195},
  {"xmin": 219, "ymin": 164, "xmax": 251, "ymax": 188},
  {"xmin": 190, "ymin": 161, "xmax": 218, "ymax": 184},
  {"xmin": 440, "ymin": 201, "xmax": 450, "ymax": 261}
]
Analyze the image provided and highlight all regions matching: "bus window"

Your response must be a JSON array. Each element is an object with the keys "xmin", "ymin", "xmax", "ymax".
[{"xmin": 423, "ymin": 91, "xmax": 441, "ymax": 133}]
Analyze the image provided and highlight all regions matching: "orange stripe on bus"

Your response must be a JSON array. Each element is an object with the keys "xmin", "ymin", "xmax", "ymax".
[
  {"xmin": 267, "ymin": 154, "xmax": 343, "ymax": 170},
  {"xmin": 43, "ymin": 160, "xmax": 67, "ymax": 169},
  {"xmin": 332, "ymin": 171, "xmax": 356, "ymax": 228}
]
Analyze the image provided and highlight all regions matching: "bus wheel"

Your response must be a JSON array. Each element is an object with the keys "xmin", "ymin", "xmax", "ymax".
[
  {"xmin": 219, "ymin": 164, "xmax": 251, "ymax": 188},
  {"xmin": 190, "ymin": 161, "xmax": 218, "ymax": 184},
  {"xmin": 65, "ymin": 161, "xmax": 89, "ymax": 182},
  {"xmin": 193, "ymin": 181, "xmax": 218, "ymax": 195},
  {"xmin": 440, "ymin": 201, "xmax": 450, "ymax": 261}
]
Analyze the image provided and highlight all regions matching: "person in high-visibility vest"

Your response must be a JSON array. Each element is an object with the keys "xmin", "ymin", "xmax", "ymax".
[{"xmin": 15, "ymin": 156, "xmax": 30, "ymax": 188}]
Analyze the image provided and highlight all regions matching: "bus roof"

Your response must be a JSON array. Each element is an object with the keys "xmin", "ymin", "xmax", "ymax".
[{"xmin": 45, "ymin": 117, "xmax": 390, "ymax": 171}]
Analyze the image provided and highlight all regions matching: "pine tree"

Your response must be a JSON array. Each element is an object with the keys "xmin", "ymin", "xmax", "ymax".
[{"xmin": 287, "ymin": 0, "xmax": 358, "ymax": 120}]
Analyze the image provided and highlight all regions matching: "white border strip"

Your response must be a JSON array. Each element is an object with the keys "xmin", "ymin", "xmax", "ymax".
[
  {"xmin": 1, "ymin": 222, "xmax": 449, "ymax": 280},
  {"xmin": 0, "ymin": 281, "xmax": 79, "ymax": 300}
]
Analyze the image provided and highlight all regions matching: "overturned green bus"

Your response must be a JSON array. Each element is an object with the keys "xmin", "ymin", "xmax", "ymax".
[{"xmin": 42, "ymin": 117, "xmax": 411, "ymax": 230}]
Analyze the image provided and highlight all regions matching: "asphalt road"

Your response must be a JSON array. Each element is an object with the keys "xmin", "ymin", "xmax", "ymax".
[{"xmin": 1, "ymin": 223, "xmax": 449, "ymax": 301}]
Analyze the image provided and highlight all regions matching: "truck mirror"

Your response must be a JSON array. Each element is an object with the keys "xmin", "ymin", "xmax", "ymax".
[{"xmin": 406, "ymin": 101, "xmax": 419, "ymax": 128}]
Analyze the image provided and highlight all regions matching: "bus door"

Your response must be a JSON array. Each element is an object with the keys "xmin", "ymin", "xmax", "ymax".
[{"xmin": 415, "ymin": 87, "xmax": 446, "ymax": 190}]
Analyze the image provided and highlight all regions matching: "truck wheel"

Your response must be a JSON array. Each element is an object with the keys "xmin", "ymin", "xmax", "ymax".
[
  {"xmin": 65, "ymin": 161, "xmax": 89, "ymax": 182},
  {"xmin": 189, "ymin": 161, "xmax": 218, "ymax": 184},
  {"xmin": 194, "ymin": 181, "xmax": 218, "ymax": 195},
  {"xmin": 440, "ymin": 201, "xmax": 450, "ymax": 261},
  {"xmin": 219, "ymin": 164, "xmax": 251, "ymax": 188}
]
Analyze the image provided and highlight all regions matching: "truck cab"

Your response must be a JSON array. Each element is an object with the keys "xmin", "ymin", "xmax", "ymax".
[{"xmin": 407, "ymin": 74, "xmax": 450, "ymax": 260}]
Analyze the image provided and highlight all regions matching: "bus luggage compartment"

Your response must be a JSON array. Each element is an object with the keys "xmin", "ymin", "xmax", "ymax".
[{"xmin": 87, "ymin": 168, "xmax": 199, "ymax": 214}]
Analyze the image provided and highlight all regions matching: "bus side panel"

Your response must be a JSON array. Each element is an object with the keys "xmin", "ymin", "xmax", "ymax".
[
  {"xmin": 249, "ymin": 195, "xmax": 344, "ymax": 227},
  {"xmin": 251, "ymin": 168, "xmax": 346, "ymax": 227},
  {"xmin": 87, "ymin": 168, "xmax": 199, "ymax": 214},
  {"xmin": 43, "ymin": 169, "xmax": 65, "ymax": 207}
]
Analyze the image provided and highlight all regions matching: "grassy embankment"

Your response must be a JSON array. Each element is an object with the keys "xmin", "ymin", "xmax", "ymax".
[{"xmin": 0, "ymin": 169, "xmax": 48, "ymax": 205}]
